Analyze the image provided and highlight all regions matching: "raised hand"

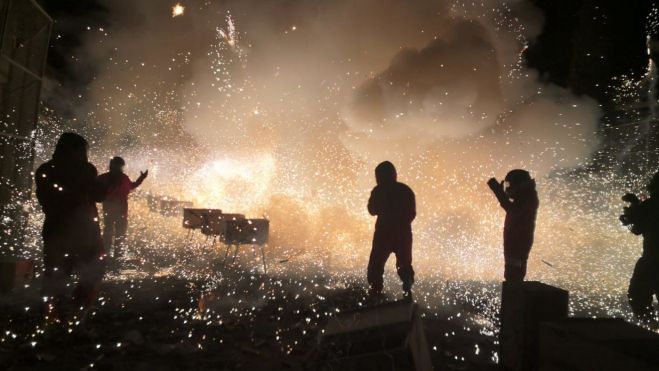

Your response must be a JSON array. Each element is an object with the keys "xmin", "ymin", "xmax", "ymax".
[
  {"xmin": 487, "ymin": 177, "xmax": 501, "ymax": 191},
  {"xmin": 622, "ymin": 193, "xmax": 639, "ymax": 204}
]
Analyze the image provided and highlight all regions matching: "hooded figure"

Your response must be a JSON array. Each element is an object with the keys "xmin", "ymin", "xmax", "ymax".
[
  {"xmin": 367, "ymin": 161, "xmax": 416, "ymax": 296},
  {"xmin": 621, "ymin": 171, "xmax": 659, "ymax": 320},
  {"xmin": 35, "ymin": 132, "xmax": 106, "ymax": 317},
  {"xmin": 488, "ymin": 169, "xmax": 539, "ymax": 282},
  {"xmin": 97, "ymin": 156, "xmax": 147, "ymax": 259}
]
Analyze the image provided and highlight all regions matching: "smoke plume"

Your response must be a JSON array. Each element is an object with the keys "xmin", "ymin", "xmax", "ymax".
[{"xmin": 40, "ymin": 0, "xmax": 622, "ymax": 285}]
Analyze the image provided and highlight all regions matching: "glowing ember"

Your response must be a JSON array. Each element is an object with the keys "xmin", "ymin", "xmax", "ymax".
[{"xmin": 171, "ymin": 3, "xmax": 185, "ymax": 18}]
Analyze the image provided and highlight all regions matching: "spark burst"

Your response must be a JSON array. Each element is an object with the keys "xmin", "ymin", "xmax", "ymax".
[
  {"xmin": 172, "ymin": 3, "xmax": 185, "ymax": 18},
  {"xmin": 2, "ymin": 2, "xmax": 659, "ymax": 369}
]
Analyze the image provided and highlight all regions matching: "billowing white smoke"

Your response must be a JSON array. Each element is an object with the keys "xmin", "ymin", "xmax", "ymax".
[
  {"xmin": 343, "ymin": 17, "xmax": 601, "ymax": 176},
  {"xmin": 345, "ymin": 20, "xmax": 504, "ymax": 140},
  {"xmin": 67, "ymin": 0, "xmax": 600, "ymax": 178},
  {"xmin": 54, "ymin": 0, "xmax": 625, "ymax": 285}
]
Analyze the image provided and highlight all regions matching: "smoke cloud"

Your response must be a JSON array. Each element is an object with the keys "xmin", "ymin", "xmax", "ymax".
[
  {"xmin": 346, "ymin": 20, "xmax": 504, "ymax": 139},
  {"xmin": 41, "ymin": 0, "xmax": 617, "ymax": 283}
]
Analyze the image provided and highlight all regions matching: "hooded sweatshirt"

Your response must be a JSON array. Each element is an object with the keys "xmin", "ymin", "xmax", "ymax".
[{"xmin": 367, "ymin": 162, "xmax": 416, "ymax": 232}]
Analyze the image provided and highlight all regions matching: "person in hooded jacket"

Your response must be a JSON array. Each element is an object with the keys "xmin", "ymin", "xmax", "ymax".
[
  {"xmin": 487, "ymin": 169, "xmax": 539, "ymax": 282},
  {"xmin": 35, "ymin": 132, "xmax": 106, "ymax": 319},
  {"xmin": 620, "ymin": 171, "xmax": 659, "ymax": 321},
  {"xmin": 367, "ymin": 161, "xmax": 416, "ymax": 297},
  {"xmin": 97, "ymin": 156, "xmax": 147, "ymax": 259}
]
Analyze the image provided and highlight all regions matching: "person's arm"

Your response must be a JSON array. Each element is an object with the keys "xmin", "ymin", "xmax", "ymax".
[
  {"xmin": 88, "ymin": 165, "xmax": 107, "ymax": 202},
  {"xmin": 622, "ymin": 193, "xmax": 640, "ymax": 205},
  {"xmin": 620, "ymin": 193, "xmax": 643, "ymax": 234},
  {"xmin": 406, "ymin": 187, "xmax": 416, "ymax": 223},
  {"xmin": 131, "ymin": 170, "xmax": 148, "ymax": 189},
  {"xmin": 487, "ymin": 177, "xmax": 512, "ymax": 211},
  {"xmin": 35, "ymin": 165, "xmax": 57, "ymax": 213},
  {"xmin": 368, "ymin": 187, "xmax": 381, "ymax": 216},
  {"xmin": 626, "ymin": 202, "xmax": 648, "ymax": 235}
]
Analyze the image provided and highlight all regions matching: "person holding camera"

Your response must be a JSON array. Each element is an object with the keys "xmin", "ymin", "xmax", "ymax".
[
  {"xmin": 620, "ymin": 171, "xmax": 659, "ymax": 321},
  {"xmin": 487, "ymin": 169, "xmax": 539, "ymax": 282}
]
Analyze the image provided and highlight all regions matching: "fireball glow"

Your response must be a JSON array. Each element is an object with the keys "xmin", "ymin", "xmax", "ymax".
[
  {"xmin": 4, "ymin": 2, "xmax": 657, "ymax": 359},
  {"xmin": 172, "ymin": 3, "xmax": 185, "ymax": 18},
  {"xmin": 27, "ymin": 0, "xmax": 656, "ymax": 298}
]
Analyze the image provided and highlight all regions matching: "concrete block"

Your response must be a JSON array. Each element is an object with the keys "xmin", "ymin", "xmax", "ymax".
[
  {"xmin": 500, "ymin": 281, "xmax": 569, "ymax": 371},
  {"xmin": 538, "ymin": 318, "xmax": 659, "ymax": 371},
  {"xmin": 314, "ymin": 300, "xmax": 433, "ymax": 371}
]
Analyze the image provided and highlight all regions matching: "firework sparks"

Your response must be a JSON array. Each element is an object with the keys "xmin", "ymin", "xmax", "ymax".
[
  {"xmin": 217, "ymin": 13, "xmax": 237, "ymax": 48},
  {"xmin": 3, "ymin": 1, "xmax": 659, "ymax": 369},
  {"xmin": 172, "ymin": 3, "xmax": 185, "ymax": 18}
]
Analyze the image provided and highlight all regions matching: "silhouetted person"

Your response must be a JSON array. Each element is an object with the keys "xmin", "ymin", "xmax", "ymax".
[
  {"xmin": 487, "ymin": 170, "xmax": 539, "ymax": 282},
  {"xmin": 35, "ymin": 133, "xmax": 106, "ymax": 319},
  {"xmin": 620, "ymin": 171, "xmax": 659, "ymax": 321},
  {"xmin": 97, "ymin": 156, "xmax": 147, "ymax": 259},
  {"xmin": 367, "ymin": 161, "xmax": 416, "ymax": 297}
]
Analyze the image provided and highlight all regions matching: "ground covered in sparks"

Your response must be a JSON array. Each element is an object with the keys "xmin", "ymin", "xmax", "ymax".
[
  {"xmin": 1, "ymin": 264, "xmax": 503, "ymax": 371},
  {"xmin": 1, "ymin": 197, "xmax": 645, "ymax": 370}
]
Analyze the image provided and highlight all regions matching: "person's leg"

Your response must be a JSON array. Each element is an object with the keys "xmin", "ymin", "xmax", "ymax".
[
  {"xmin": 652, "ymin": 260, "xmax": 659, "ymax": 320},
  {"xmin": 42, "ymin": 236, "xmax": 73, "ymax": 319},
  {"xmin": 73, "ymin": 226, "xmax": 106, "ymax": 311},
  {"xmin": 367, "ymin": 231, "xmax": 391, "ymax": 295},
  {"xmin": 628, "ymin": 257, "xmax": 655, "ymax": 320},
  {"xmin": 102, "ymin": 212, "xmax": 115, "ymax": 257},
  {"xmin": 113, "ymin": 214, "xmax": 128, "ymax": 258},
  {"xmin": 394, "ymin": 232, "xmax": 414, "ymax": 293},
  {"xmin": 73, "ymin": 255, "xmax": 105, "ymax": 310},
  {"xmin": 504, "ymin": 257, "xmax": 526, "ymax": 282}
]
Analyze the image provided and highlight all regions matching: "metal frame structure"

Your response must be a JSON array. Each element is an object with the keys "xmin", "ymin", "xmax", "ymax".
[
  {"xmin": 182, "ymin": 208, "xmax": 269, "ymax": 273},
  {"xmin": 204, "ymin": 216, "xmax": 269, "ymax": 274},
  {"xmin": 0, "ymin": 0, "xmax": 52, "ymax": 254}
]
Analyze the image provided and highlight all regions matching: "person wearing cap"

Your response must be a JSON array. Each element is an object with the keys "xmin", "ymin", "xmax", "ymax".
[
  {"xmin": 97, "ymin": 157, "xmax": 148, "ymax": 260},
  {"xmin": 620, "ymin": 171, "xmax": 659, "ymax": 321},
  {"xmin": 367, "ymin": 161, "xmax": 416, "ymax": 298},
  {"xmin": 487, "ymin": 170, "xmax": 539, "ymax": 281}
]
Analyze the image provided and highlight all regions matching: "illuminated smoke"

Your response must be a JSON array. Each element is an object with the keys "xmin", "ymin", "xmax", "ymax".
[{"xmin": 30, "ymin": 0, "xmax": 656, "ymax": 320}]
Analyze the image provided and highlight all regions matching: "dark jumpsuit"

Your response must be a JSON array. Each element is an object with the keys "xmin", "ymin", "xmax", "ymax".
[
  {"xmin": 367, "ymin": 181, "xmax": 416, "ymax": 293},
  {"xmin": 491, "ymin": 186, "xmax": 539, "ymax": 281},
  {"xmin": 97, "ymin": 172, "xmax": 144, "ymax": 258},
  {"xmin": 625, "ymin": 198, "xmax": 659, "ymax": 319}
]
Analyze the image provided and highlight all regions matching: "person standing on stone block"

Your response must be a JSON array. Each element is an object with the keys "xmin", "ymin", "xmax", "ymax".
[
  {"xmin": 487, "ymin": 169, "xmax": 539, "ymax": 282},
  {"xmin": 367, "ymin": 161, "xmax": 416, "ymax": 298},
  {"xmin": 97, "ymin": 156, "xmax": 148, "ymax": 261},
  {"xmin": 620, "ymin": 171, "xmax": 659, "ymax": 322}
]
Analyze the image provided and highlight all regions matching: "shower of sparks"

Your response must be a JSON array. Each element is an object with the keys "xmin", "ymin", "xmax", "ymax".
[
  {"xmin": 218, "ymin": 12, "xmax": 238, "ymax": 48},
  {"xmin": 172, "ymin": 3, "xmax": 185, "ymax": 18},
  {"xmin": 2, "ymin": 1, "xmax": 659, "ymax": 369},
  {"xmin": 210, "ymin": 12, "xmax": 246, "ymax": 95}
]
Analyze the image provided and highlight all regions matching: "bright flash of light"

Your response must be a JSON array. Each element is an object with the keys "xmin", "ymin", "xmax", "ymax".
[
  {"xmin": 186, "ymin": 154, "xmax": 277, "ymax": 212},
  {"xmin": 172, "ymin": 3, "xmax": 185, "ymax": 18},
  {"xmin": 7, "ymin": 3, "xmax": 659, "ymax": 363}
]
